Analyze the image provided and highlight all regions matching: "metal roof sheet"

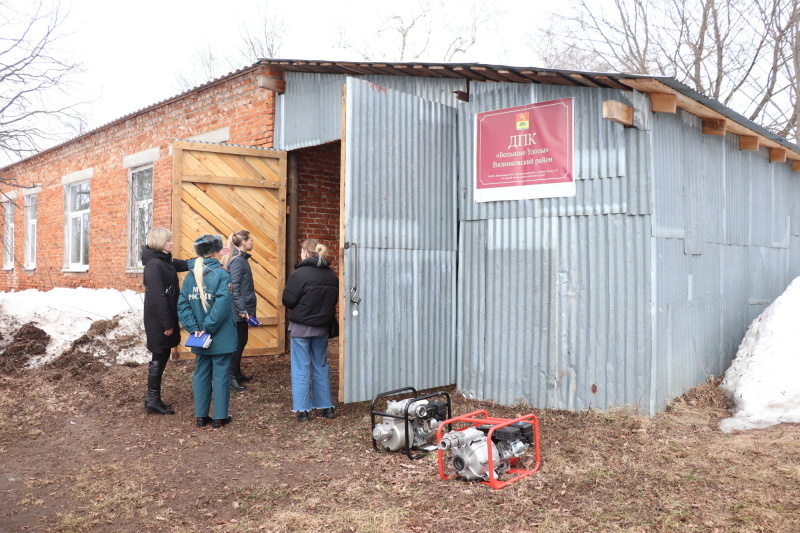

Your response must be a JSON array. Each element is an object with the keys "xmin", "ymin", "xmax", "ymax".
[{"xmin": 260, "ymin": 59, "xmax": 800, "ymax": 161}]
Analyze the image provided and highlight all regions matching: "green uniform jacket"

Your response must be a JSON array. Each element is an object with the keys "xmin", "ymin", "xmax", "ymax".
[{"xmin": 177, "ymin": 258, "xmax": 237, "ymax": 356}]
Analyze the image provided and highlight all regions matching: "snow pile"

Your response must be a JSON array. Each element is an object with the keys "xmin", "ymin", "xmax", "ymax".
[
  {"xmin": 719, "ymin": 277, "xmax": 800, "ymax": 433},
  {"xmin": 0, "ymin": 288, "xmax": 148, "ymax": 366}
]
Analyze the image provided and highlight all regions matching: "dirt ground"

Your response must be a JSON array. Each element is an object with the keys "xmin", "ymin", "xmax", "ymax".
[{"xmin": 1, "ymin": 323, "xmax": 799, "ymax": 533}]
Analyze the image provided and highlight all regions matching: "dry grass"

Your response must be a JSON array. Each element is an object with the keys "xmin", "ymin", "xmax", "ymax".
[{"xmin": 1, "ymin": 349, "xmax": 799, "ymax": 532}]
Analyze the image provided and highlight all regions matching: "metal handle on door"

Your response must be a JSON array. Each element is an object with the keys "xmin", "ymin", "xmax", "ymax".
[{"xmin": 344, "ymin": 242, "xmax": 362, "ymax": 315}]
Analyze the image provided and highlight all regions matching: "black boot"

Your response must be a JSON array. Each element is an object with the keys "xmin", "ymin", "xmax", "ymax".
[
  {"xmin": 213, "ymin": 416, "xmax": 233, "ymax": 428},
  {"xmin": 230, "ymin": 375, "xmax": 246, "ymax": 392},
  {"xmin": 145, "ymin": 360, "xmax": 175, "ymax": 415}
]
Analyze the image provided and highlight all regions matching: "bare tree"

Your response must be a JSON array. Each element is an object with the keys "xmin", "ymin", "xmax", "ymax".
[
  {"xmin": 0, "ymin": 0, "xmax": 85, "ymax": 169},
  {"xmin": 338, "ymin": 0, "xmax": 495, "ymax": 62},
  {"xmin": 173, "ymin": 43, "xmax": 234, "ymax": 93},
  {"xmin": 538, "ymin": 0, "xmax": 800, "ymax": 142},
  {"xmin": 173, "ymin": 8, "xmax": 286, "ymax": 93},
  {"xmin": 237, "ymin": 6, "xmax": 286, "ymax": 60}
]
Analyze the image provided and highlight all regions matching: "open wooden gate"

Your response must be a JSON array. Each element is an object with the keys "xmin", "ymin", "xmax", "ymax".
[{"xmin": 171, "ymin": 141, "xmax": 287, "ymax": 359}]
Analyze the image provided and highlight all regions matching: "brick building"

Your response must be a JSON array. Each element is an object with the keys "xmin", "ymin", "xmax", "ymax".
[{"xmin": 0, "ymin": 63, "xmax": 340, "ymax": 293}]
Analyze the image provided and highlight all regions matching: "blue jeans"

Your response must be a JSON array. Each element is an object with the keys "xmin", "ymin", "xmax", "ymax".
[
  {"xmin": 290, "ymin": 335, "xmax": 333, "ymax": 412},
  {"xmin": 193, "ymin": 353, "xmax": 231, "ymax": 419}
]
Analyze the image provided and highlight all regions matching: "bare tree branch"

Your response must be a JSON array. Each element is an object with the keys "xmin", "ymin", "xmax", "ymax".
[
  {"xmin": 0, "ymin": 0, "xmax": 86, "ymax": 167},
  {"xmin": 338, "ymin": 0, "xmax": 495, "ymax": 62},
  {"xmin": 237, "ymin": 6, "xmax": 286, "ymax": 61},
  {"xmin": 540, "ymin": 0, "xmax": 800, "ymax": 142}
]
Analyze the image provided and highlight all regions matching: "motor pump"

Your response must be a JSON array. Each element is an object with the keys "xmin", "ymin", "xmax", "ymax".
[
  {"xmin": 373, "ymin": 398, "xmax": 448, "ymax": 452},
  {"xmin": 371, "ymin": 387, "xmax": 452, "ymax": 460},
  {"xmin": 437, "ymin": 410, "xmax": 541, "ymax": 489},
  {"xmin": 438, "ymin": 421, "xmax": 535, "ymax": 481}
]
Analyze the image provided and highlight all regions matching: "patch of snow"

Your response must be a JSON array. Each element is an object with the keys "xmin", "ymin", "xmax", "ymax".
[
  {"xmin": 719, "ymin": 277, "xmax": 800, "ymax": 433},
  {"xmin": 0, "ymin": 288, "xmax": 147, "ymax": 366}
]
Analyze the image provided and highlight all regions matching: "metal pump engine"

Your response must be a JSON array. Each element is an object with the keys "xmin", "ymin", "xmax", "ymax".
[
  {"xmin": 437, "ymin": 410, "xmax": 541, "ymax": 489},
  {"xmin": 371, "ymin": 387, "xmax": 452, "ymax": 460},
  {"xmin": 438, "ymin": 421, "xmax": 535, "ymax": 481},
  {"xmin": 373, "ymin": 398, "xmax": 447, "ymax": 451}
]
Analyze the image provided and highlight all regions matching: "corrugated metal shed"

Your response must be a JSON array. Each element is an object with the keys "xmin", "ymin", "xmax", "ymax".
[{"xmin": 266, "ymin": 60, "xmax": 800, "ymax": 415}]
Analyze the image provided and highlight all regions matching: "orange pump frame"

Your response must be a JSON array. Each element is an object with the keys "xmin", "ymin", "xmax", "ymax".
[{"xmin": 436, "ymin": 409, "xmax": 541, "ymax": 489}]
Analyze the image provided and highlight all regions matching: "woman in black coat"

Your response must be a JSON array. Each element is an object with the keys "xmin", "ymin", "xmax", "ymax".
[
  {"xmin": 142, "ymin": 227, "xmax": 188, "ymax": 414},
  {"xmin": 281, "ymin": 238, "xmax": 338, "ymax": 422}
]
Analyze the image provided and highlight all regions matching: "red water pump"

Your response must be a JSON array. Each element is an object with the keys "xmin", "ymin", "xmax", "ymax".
[{"xmin": 436, "ymin": 410, "xmax": 541, "ymax": 489}]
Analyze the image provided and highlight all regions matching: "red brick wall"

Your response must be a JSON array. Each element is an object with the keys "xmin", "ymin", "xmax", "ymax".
[
  {"xmin": 0, "ymin": 66, "xmax": 281, "ymax": 292},
  {"xmin": 294, "ymin": 141, "xmax": 342, "ymax": 274}
]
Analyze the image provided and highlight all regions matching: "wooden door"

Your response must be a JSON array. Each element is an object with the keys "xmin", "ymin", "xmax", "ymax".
[{"xmin": 172, "ymin": 141, "xmax": 287, "ymax": 359}]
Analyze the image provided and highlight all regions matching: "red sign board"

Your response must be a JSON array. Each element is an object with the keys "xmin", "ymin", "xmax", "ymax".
[{"xmin": 474, "ymin": 98, "xmax": 575, "ymax": 202}]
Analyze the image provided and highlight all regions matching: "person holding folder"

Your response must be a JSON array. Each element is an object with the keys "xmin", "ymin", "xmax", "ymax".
[{"xmin": 178, "ymin": 234, "xmax": 237, "ymax": 428}]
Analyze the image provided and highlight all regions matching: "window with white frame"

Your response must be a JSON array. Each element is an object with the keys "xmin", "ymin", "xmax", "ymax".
[
  {"xmin": 66, "ymin": 181, "xmax": 90, "ymax": 268},
  {"xmin": 2, "ymin": 199, "xmax": 14, "ymax": 269},
  {"xmin": 128, "ymin": 165, "xmax": 154, "ymax": 269},
  {"xmin": 24, "ymin": 194, "xmax": 37, "ymax": 269}
]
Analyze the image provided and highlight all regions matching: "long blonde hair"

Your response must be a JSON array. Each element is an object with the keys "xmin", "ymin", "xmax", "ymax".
[
  {"xmin": 193, "ymin": 235, "xmax": 223, "ymax": 311},
  {"xmin": 301, "ymin": 238, "xmax": 328, "ymax": 266}
]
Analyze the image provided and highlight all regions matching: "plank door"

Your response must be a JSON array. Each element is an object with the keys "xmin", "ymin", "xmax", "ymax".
[
  {"xmin": 339, "ymin": 78, "xmax": 458, "ymax": 403},
  {"xmin": 172, "ymin": 141, "xmax": 287, "ymax": 359}
]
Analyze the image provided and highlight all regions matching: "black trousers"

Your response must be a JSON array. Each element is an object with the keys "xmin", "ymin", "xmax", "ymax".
[
  {"xmin": 230, "ymin": 321, "xmax": 249, "ymax": 377},
  {"xmin": 150, "ymin": 348, "xmax": 171, "ymax": 365}
]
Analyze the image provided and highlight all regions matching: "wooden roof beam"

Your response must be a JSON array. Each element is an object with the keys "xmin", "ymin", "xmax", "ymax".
[
  {"xmin": 619, "ymin": 78, "xmax": 800, "ymax": 158},
  {"xmin": 702, "ymin": 118, "xmax": 727, "ymax": 136},
  {"xmin": 603, "ymin": 100, "xmax": 634, "ymax": 127},
  {"xmin": 739, "ymin": 136, "xmax": 759, "ymax": 151},
  {"xmin": 770, "ymin": 148, "xmax": 787, "ymax": 163},
  {"xmin": 257, "ymin": 75, "xmax": 285, "ymax": 94},
  {"xmin": 650, "ymin": 93, "xmax": 677, "ymax": 113},
  {"xmin": 569, "ymin": 73, "xmax": 602, "ymax": 88}
]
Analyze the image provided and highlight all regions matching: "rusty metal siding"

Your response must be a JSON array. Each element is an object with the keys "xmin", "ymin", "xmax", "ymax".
[
  {"xmin": 341, "ymin": 77, "xmax": 457, "ymax": 403},
  {"xmin": 457, "ymin": 214, "xmax": 652, "ymax": 410}
]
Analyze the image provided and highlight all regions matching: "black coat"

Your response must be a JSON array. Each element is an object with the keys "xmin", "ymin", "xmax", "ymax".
[
  {"xmin": 228, "ymin": 248, "xmax": 257, "ymax": 321},
  {"xmin": 282, "ymin": 256, "xmax": 338, "ymax": 327},
  {"xmin": 142, "ymin": 246, "xmax": 189, "ymax": 352}
]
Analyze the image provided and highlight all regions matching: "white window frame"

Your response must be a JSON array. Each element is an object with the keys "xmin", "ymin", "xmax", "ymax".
[
  {"xmin": 61, "ymin": 168, "xmax": 92, "ymax": 272},
  {"xmin": 23, "ymin": 191, "xmax": 38, "ymax": 270},
  {"xmin": 65, "ymin": 180, "xmax": 90, "ymax": 271},
  {"xmin": 127, "ymin": 165, "xmax": 154, "ymax": 270},
  {"xmin": 2, "ymin": 196, "xmax": 14, "ymax": 270}
]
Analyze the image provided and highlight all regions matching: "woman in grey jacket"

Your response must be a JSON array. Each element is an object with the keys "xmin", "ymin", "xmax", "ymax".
[{"xmin": 223, "ymin": 230, "xmax": 257, "ymax": 391}]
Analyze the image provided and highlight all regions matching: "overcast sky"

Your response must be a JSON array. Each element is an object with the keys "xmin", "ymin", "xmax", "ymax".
[{"xmin": 50, "ymin": 0, "xmax": 555, "ymax": 130}]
